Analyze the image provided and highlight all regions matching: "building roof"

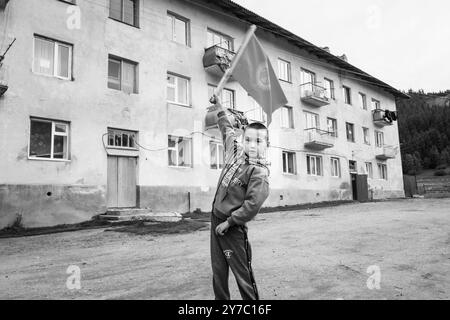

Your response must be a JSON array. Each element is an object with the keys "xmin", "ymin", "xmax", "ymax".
[{"xmin": 190, "ymin": 0, "xmax": 410, "ymax": 100}]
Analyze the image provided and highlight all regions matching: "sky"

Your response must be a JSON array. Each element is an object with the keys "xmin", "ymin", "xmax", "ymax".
[{"xmin": 234, "ymin": 0, "xmax": 450, "ymax": 93}]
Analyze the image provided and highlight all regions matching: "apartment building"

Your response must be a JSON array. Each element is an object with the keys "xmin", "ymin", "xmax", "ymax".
[{"xmin": 0, "ymin": 0, "xmax": 408, "ymax": 228}]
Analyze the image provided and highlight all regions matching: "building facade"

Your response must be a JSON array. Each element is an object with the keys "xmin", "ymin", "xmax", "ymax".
[{"xmin": 0, "ymin": 0, "xmax": 407, "ymax": 228}]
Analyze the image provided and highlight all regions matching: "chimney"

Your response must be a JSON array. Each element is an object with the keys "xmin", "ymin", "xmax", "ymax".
[
  {"xmin": 338, "ymin": 54, "xmax": 348, "ymax": 62},
  {"xmin": 321, "ymin": 46, "xmax": 330, "ymax": 53}
]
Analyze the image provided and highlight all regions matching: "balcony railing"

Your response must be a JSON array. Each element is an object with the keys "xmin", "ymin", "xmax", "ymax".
[
  {"xmin": 304, "ymin": 128, "xmax": 335, "ymax": 150},
  {"xmin": 0, "ymin": 0, "xmax": 10, "ymax": 10},
  {"xmin": 373, "ymin": 109, "xmax": 396, "ymax": 127},
  {"xmin": 300, "ymin": 82, "xmax": 330, "ymax": 107},
  {"xmin": 376, "ymin": 145, "xmax": 397, "ymax": 160},
  {"xmin": 202, "ymin": 45, "xmax": 236, "ymax": 77}
]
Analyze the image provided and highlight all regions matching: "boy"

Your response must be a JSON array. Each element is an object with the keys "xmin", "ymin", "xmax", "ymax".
[{"xmin": 210, "ymin": 97, "xmax": 270, "ymax": 300}]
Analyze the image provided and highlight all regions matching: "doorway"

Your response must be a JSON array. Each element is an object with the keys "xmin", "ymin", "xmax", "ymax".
[{"xmin": 107, "ymin": 156, "xmax": 137, "ymax": 208}]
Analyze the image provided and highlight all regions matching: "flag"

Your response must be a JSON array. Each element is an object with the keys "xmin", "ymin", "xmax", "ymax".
[{"xmin": 231, "ymin": 33, "xmax": 288, "ymax": 125}]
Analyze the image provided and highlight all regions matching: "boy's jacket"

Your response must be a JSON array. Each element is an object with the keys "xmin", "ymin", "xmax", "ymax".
[{"xmin": 212, "ymin": 109, "xmax": 270, "ymax": 227}]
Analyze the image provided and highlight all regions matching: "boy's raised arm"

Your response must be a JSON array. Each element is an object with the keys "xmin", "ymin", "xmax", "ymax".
[{"xmin": 214, "ymin": 101, "xmax": 243, "ymax": 165}]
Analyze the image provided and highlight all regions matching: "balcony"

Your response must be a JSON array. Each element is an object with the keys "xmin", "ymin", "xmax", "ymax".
[
  {"xmin": 202, "ymin": 45, "xmax": 236, "ymax": 78},
  {"xmin": 300, "ymin": 82, "xmax": 330, "ymax": 107},
  {"xmin": 376, "ymin": 145, "xmax": 397, "ymax": 160},
  {"xmin": 304, "ymin": 128, "xmax": 335, "ymax": 150},
  {"xmin": 0, "ymin": 0, "xmax": 10, "ymax": 10},
  {"xmin": 373, "ymin": 109, "xmax": 396, "ymax": 127}
]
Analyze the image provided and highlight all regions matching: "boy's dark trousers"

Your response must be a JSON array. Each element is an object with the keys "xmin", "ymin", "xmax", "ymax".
[{"xmin": 210, "ymin": 213, "xmax": 259, "ymax": 300}]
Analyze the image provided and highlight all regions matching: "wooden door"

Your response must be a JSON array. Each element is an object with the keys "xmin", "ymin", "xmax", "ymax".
[{"xmin": 107, "ymin": 156, "xmax": 137, "ymax": 208}]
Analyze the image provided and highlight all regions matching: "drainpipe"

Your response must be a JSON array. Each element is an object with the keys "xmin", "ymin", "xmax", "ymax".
[{"xmin": 187, "ymin": 192, "xmax": 191, "ymax": 213}]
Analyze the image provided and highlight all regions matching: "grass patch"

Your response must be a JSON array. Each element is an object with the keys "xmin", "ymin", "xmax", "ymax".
[{"xmin": 106, "ymin": 219, "xmax": 209, "ymax": 236}]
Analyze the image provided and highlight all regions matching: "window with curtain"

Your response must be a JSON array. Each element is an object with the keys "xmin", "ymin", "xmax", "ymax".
[
  {"xmin": 167, "ymin": 73, "xmax": 190, "ymax": 105},
  {"xmin": 365, "ymin": 162, "xmax": 373, "ymax": 179},
  {"xmin": 34, "ymin": 36, "xmax": 72, "ymax": 79},
  {"xmin": 346, "ymin": 122, "xmax": 355, "ymax": 142},
  {"xmin": 304, "ymin": 111, "xmax": 319, "ymax": 129},
  {"xmin": 331, "ymin": 157, "xmax": 341, "ymax": 177},
  {"xmin": 168, "ymin": 136, "xmax": 192, "ymax": 167},
  {"xmin": 281, "ymin": 106, "xmax": 294, "ymax": 129},
  {"xmin": 324, "ymin": 78, "xmax": 335, "ymax": 99},
  {"xmin": 307, "ymin": 155, "xmax": 323, "ymax": 176},
  {"xmin": 360, "ymin": 92, "xmax": 367, "ymax": 110},
  {"xmin": 378, "ymin": 163, "xmax": 388, "ymax": 180},
  {"xmin": 29, "ymin": 118, "xmax": 69, "ymax": 160},
  {"xmin": 327, "ymin": 118, "xmax": 337, "ymax": 137},
  {"xmin": 363, "ymin": 127, "xmax": 370, "ymax": 145},
  {"xmin": 210, "ymin": 141, "xmax": 224, "ymax": 170},
  {"xmin": 375, "ymin": 131, "xmax": 384, "ymax": 147},
  {"xmin": 207, "ymin": 29, "xmax": 233, "ymax": 51},
  {"xmin": 109, "ymin": 0, "xmax": 139, "ymax": 27},
  {"xmin": 372, "ymin": 98, "xmax": 381, "ymax": 110},
  {"xmin": 278, "ymin": 59, "xmax": 291, "ymax": 82},
  {"xmin": 282, "ymin": 151, "xmax": 296, "ymax": 174},
  {"xmin": 343, "ymin": 86, "xmax": 352, "ymax": 104},
  {"xmin": 108, "ymin": 56, "xmax": 138, "ymax": 93}
]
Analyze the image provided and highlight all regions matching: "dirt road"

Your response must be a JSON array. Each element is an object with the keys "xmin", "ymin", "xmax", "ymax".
[{"xmin": 0, "ymin": 198, "xmax": 449, "ymax": 300}]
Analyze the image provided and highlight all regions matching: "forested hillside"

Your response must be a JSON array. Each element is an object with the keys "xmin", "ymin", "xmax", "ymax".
[{"xmin": 397, "ymin": 90, "xmax": 450, "ymax": 175}]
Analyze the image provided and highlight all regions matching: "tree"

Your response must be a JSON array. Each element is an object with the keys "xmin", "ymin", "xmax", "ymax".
[{"xmin": 429, "ymin": 145, "xmax": 440, "ymax": 169}]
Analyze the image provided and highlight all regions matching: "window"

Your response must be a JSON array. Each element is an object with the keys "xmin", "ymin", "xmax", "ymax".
[
  {"xmin": 167, "ymin": 12, "xmax": 189, "ymax": 46},
  {"xmin": 107, "ymin": 128, "xmax": 137, "ymax": 149},
  {"xmin": 207, "ymin": 29, "xmax": 233, "ymax": 51},
  {"xmin": 378, "ymin": 163, "xmax": 388, "ymax": 180},
  {"xmin": 359, "ymin": 93, "xmax": 367, "ymax": 110},
  {"xmin": 210, "ymin": 141, "xmax": 224, "ymax": 170},
  {"xmin": 307, "ymin": 155, "xmax": 323, "ymax": 176},
  {"xmin": 208, "ymin": 85, "xmax": 234, "ymax": 109},
  {"xmin": 331, "ymin": 157, "xmax": 341, "ymax": 177},
  {"xmin": 168, "ymin": 135, "xmax": 192, "ymax": 167},
  {"xmin": 278, "ymin": 59, "xmax": 291, "ymax": 82},
  {"xmin": 109, "ymin": 0, "xmax": 139, "ymax": 27},
  {"xmin": 29, "ymin": 118, "xmax": 69, "ymax": 160},
  {"xmin": 346, "ymin": 122, "xmax": 355, "ymax": 142},
  {"xmin": 349, "ymin": 160, "xmax": 357, "ymax": 173},
  {"xmin": 371, "ymin": 98, "xmax": 380, "ymax": 110},
  {"xmin": 304, "ymin": 111, "xmax": 319, "ymax": 129},
  {"xmin": 324, "ymin": 78, "xmax": 335, "ymax": 100},
  {"xmin": 363, "ymin": 127, "xmax": 370, "ymax": 145},
  {"xmin": 33, "ymin": 36, "xmax": 72, "ymax": 80},
  {"xmin": 282, "ymin": 151, "xmax": 296, "ymax": 174},
  {"xmin": 365, "ymin": 162, "xmax": 373, "ymax": 179},
  {"xmin": 281, "ymin": 106, "xmax": 294, "ymax": 129},
  {"xmin": 343, "ymin": 86, "xmax": 352, "ymax": 104},
  {"xmin": 327, "ymin": 118, "xmax": 337, "ymax": 137},
  {"xmin": 301, "ymin": 69, "xmax": 316, "ymax": 85},
  {"xmin": 375, "ymin": 131, "xmax": 384, "ymax": 148},
  {"xmin": 167, "ymin": 73, "xmax": 190, "ymax": 105},
  {"xmin": 108, "ymin": 56, "xmax": 138, "ymax": 93},
  {"xmin": 248, "ymin": 95, "xmax": 265, "ymax": 122}
]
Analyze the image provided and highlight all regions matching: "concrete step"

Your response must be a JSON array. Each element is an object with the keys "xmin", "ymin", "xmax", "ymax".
[{"xmin": 99, "ymin": 210, "xmax": 182, "ymax": 223}]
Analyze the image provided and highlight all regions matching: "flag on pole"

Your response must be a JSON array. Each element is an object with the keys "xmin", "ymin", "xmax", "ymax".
[{"xmin": 231, "ymin": 33, "xmax": 288, "ymax": 125}]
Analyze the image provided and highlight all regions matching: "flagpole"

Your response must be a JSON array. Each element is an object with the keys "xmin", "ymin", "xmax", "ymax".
[{"xmin": 211, "ymin": 24, "xmax": 257, "ymax": 103}]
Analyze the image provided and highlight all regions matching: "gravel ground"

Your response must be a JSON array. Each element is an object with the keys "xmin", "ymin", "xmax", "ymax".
[{"xmin": 0, "ymin": 198, "xmax": 449, "ymax": 300}]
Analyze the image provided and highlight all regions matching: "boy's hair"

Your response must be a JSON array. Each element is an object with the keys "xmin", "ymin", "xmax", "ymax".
[{"xmin": 244, "ymin": 122, "xmax": 269, "ymax": 146}]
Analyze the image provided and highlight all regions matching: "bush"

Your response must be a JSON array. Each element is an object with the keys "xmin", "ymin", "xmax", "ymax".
[
  {"xmin": 436, "ymin": 164, "xmax": 447, "ymax": 170},
  {"xmin": 434, "ymin": 170, "xmax": 447, "ymax": 176}
]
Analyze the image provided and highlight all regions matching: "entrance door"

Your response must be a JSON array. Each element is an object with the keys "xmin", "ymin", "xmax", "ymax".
[
  {"xmin": 351, "ymin": 173, "xmax": 358, "ymax": 200},
  {"xmin": 350, "ymin": 173, "xmax": 369, "ymax": 202},
  {"xmin": 107, "ymin": 156, "xmax": 137, "ymax": 208}
]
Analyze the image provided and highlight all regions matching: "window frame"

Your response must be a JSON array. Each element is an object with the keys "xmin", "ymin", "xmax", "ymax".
[
  {"xmin": 306, "ymin": 154, "xmax": 323, "ymax": 176},
  {"xmin": 206, "ymin": 28, "xmax": 234, "ymax": 51},
  {"xmin": 280, "ymin": 106, "xmax": 294, "ymax": 129},
  {"xmin": 167, "ymin": 73, "xmax": 191, "ymax": 106},
  {"xmin": 107, "ymin": 128, "xmax": 138, "ymax": 150},
  {"xmin": 378, "ymin": 163, "xmax": 388, "ymax": 180},
  {"xmin": 108, "ymin": 55, "xmax": 138, "ymax": 93},
  {"xmin": 167, "ymin": 12, "xmax": 190, "ymax": 46},
  {"xmin": 343, "ymin": 86, "xmax": 352, "ymax": 105},
  {"xmin": 324, "ymin": 78, "xmax": 335, "ymax": 100},
  {"xmin": 209, "ymin": 140, "xmax": 224, "ymax": 170},
  {"xmin": 33, "ymin": 35, "xmax": 73, "ymax": 80},
  {"xmin": 208, "ymin": 84, "xmax": 235, "ymax": 109},
  {"xmin": 109, "ymin": 0, "xmax": 140, "ymax": 27},
  {"xmin": 282, "ymin": 151, "xmax": 296, "ymax": 175},
  {"xmin": 346, "ymin": 122, "xmax": 355, "ymax": 143},
  {"xmin": 167, "ymin": 135, "xmax": 193, "ymax": 168},
  {"xmin": 304, "ymin": 111, "xmax": 320, "ymax": 129},
  {"xmin": 278, "ymin": 58, "xmax": 292, "ymax": 83},
  {"xmin": 331, "ymin": 157, "xmax": 341, "ymax": 178},
  {"xmin": 375, "ymin": 130, "xmax": 384, "ymax": 148},
  {"xmin": 359, "ymin": 92, "xmax": 367, "ymax": 110},
  {"xmin": 28, "ymin": 117, "xmax": 70, "ymax": 161},
  {"xmin": 327, "ymin": 117, "xmax": 338, "ymax": 137},
  {"xmin": 363, "ymin": 127, "xmax": 370, "ymax": 145},
  {"xmin": 365, "ymin": 162, "xmax": 373, "ymax": 179}
]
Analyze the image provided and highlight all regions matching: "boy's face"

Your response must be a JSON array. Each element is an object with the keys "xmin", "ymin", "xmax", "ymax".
[{"xmin": 243, "ymin": 128, "xmax": 268, "ymax": 160}]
